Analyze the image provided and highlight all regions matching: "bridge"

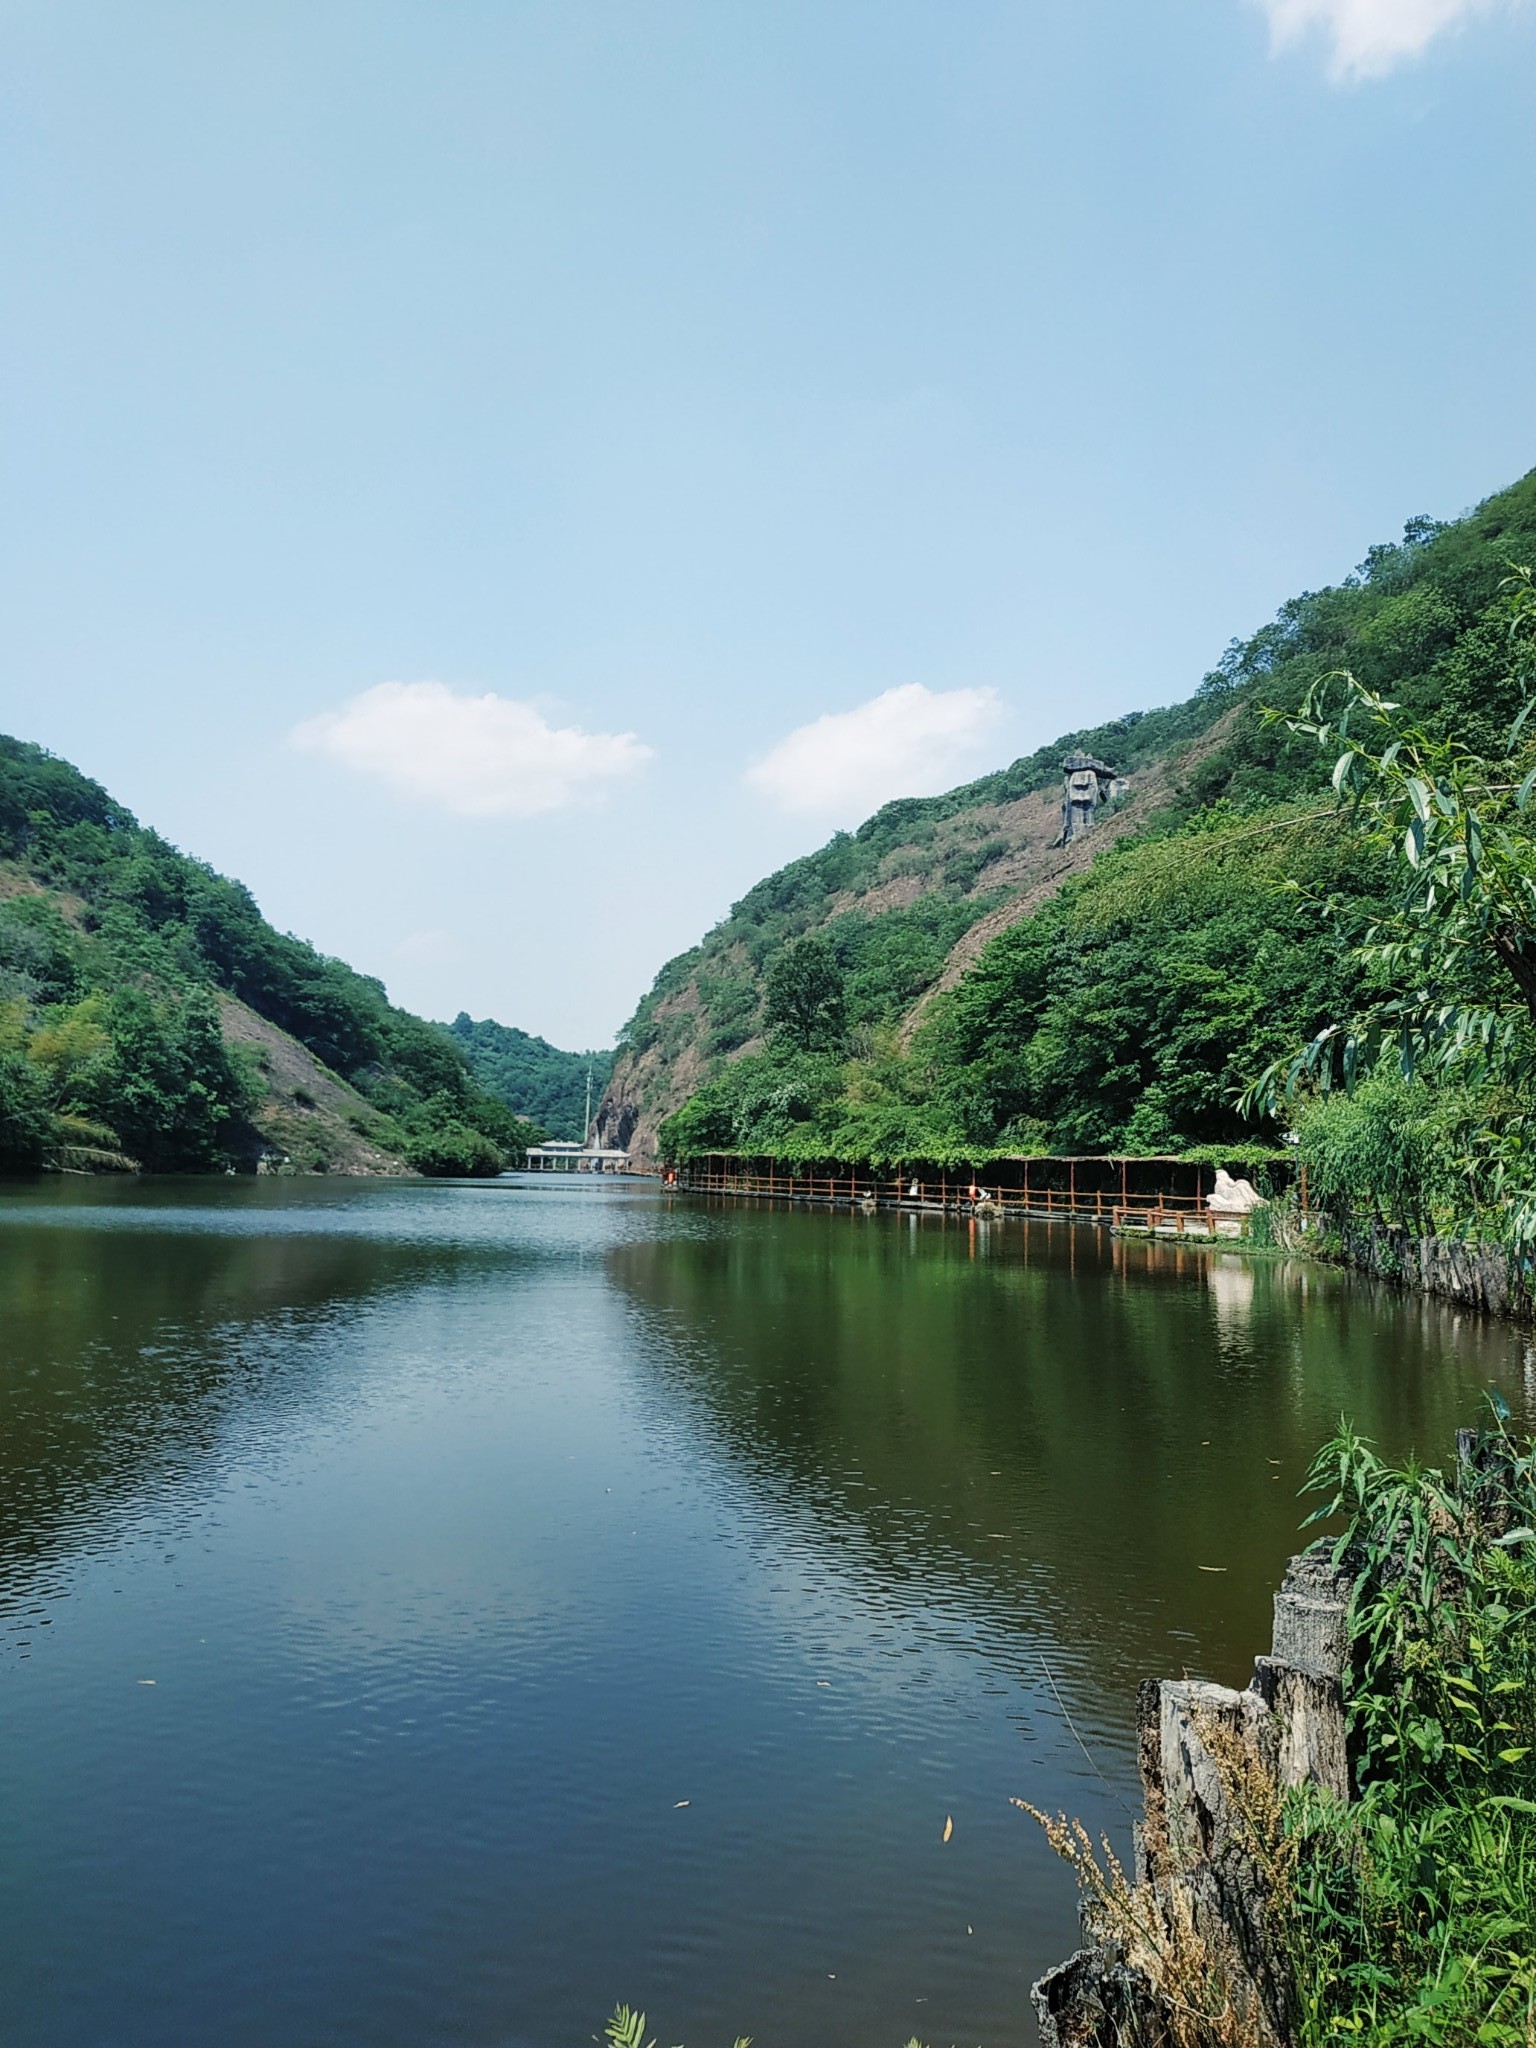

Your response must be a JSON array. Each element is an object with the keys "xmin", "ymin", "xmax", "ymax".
[{"xmin": 525, "ymin": 1141, "xmax": 632, "ymax": 1173}]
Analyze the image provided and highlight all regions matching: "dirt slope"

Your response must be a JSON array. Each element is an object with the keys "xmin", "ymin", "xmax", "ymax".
[{"xmin": 217, "ymin": 995, "xmax": 409, "ymax": 1175}]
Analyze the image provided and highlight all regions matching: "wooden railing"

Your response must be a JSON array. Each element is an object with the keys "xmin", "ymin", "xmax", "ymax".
[{"xmin": 673, "ymin": 1166, "xmax": 1249, "ymax": 1235}]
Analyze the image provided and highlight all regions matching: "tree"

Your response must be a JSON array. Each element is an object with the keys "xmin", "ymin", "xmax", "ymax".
[
  {"xmin": 1248, "ymin": 565, "xmax": 1536, "ymax": 1238},
  {"xmin": 403, "ymin": 1119, "xmax": 503, "ymax": 1177},
  {"xmin": 0, "ymin": 1048, "xmax": 51, "ymax": 1169},
  {"xmin": 86, "ymin": 987, "xmax": 252, "ymax": 1171},
  {"xmin": 762, "ymin": 937, "xmax": 847, "ymax": 1054}
]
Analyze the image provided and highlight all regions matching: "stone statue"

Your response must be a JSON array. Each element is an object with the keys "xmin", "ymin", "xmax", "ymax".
[{"xmin": 1053, "ymin": 752, "xmax": 1124, "ymax": 846}]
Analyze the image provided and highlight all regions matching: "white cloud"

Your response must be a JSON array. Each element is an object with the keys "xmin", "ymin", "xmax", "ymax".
[
  {"xmin": 1257, "ymin": 0, "xmax": 1511, "ymax": 79},
  {"xmin": 746, "ymin": 683, "xmax": 1003, "ymax": 820},
  {"xmin": 290, "ymin": 681, "xmax": 653, "ymax": 818}
]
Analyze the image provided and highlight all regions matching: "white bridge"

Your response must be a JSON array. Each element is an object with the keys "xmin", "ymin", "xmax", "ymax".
[{"xmin": 525, "ymin": 1141, "xmax": 631, "ymax": 1174}]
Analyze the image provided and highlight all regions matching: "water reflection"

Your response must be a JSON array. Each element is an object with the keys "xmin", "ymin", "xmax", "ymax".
[
  {"xmin": 0, "ymin": 1178, "xmax": 1528, "ymax": 2048},
  {"xmin": 609, "ymin": 1208, "xmax": 1531, "ymax": 1709},
  {"xmin": 0, "ymin": 1185, "xmax": 537, "ymax": 1601}
]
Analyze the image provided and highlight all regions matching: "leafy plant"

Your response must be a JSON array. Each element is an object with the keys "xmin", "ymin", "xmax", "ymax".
[
  {"xmin": 599, "ymin": 2006, "xmax": 751, "ymax": 2048},
  {"xmin": 1247, "ymin": 565, "xmax": 1536, "ymax": 1245},
  {"xmin": 1284, "ymin": 1413, "xmax": 1536, "ymax": 2044}
]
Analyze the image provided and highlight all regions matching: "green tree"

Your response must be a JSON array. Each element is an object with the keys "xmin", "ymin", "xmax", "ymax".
[
  {"xmin": 402, "ymin": 1118, "xmax": 504, "ymax": 1177},
  {"xmin": 447, "ymin": 1013, "xmax": 611, "ymax": 1138},
  {"xmin": 762, "ymin": 937, "xmax": 846, "ymax": 1053},
  {"xmin": 1249, "ymin": 566, "xmax": 1536, "ymax": 1238},
  {"xmin": 917, "ymin": 809, "xmax": 1379, "ymax": 1153},
  {"xmin": 1292, "ymin": 1061, "xmax": 1475, "ymax": 1236},
  {"xmin": 0, "ymin": 1047, "xmax": 51, "ymax": 1169},
  {"xmin": 85, "ymin": 987, "xmax": 252, "ymax": 1171}
]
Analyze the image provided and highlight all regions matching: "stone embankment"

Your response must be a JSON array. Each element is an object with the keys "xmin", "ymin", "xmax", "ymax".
[
  {"xmin": 1283, "ymin": 1211, "xmax": 1532, "ymax": 1320},
  {"xmin": 1032, "ymin": 1546, "xmax": 1354, "ymax": 2047}
]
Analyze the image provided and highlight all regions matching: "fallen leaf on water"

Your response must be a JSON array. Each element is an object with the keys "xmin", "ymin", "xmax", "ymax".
[{"xmin": 942, "ymin": 1815, "xmax": 953, "ymax": 1842}]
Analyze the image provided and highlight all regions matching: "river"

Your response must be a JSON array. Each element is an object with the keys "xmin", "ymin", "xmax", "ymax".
[{"xmin": 2, "ymin": 1175, "xmax": 1531, "ymax": 2047}]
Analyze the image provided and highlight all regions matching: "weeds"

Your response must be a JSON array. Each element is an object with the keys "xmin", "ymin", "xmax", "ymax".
[
  {"xmin": 599, "ymin": 2007, "xmax": 752, "ymax": 2048},
  {"xmin": 1026, "ymin": 1408, "xmax": 1536, "ymax": 2045},
  {"xmin": 1014, "ymin": 1795, "xmax": 1272, "ymax": 2047},
  {"xmin": 1287, "ymin": 1410, "xmax": 1536, "ymax": 2045}
]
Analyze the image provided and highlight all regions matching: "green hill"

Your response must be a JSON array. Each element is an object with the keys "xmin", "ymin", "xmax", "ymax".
[
  {"xmin": 0, "ymin": 737, "xmax": 541, "ymax": 1177},
  {"xmin": 596, "ymin": 465, "xmax": 1536, "ymax": 1166},
  {"xmin": 446, "ymin": 1015, "xmax": 612, "ymax": 1142}
]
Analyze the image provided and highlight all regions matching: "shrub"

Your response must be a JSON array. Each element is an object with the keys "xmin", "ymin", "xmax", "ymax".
[
  {"xmin": 403, "ymin": 1120, "xmax": 504, "ymax": 1178},
  {"xmin": 1285, "ymin": 1416, "xmax": 1536, "ymax": 2044}
]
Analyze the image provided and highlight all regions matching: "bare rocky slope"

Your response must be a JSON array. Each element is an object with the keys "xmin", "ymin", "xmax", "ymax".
[{"xmin": 215, "ymin": 994, "xmax": 409, "ymax": 1174}]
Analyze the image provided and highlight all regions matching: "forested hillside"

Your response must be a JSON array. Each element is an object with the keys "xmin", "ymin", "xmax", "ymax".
[
  {"xmin": 0, "ymin": 738, "xmax": 538, "ymax": 1176},
  {"xmin": 596, "ymin": 696, "xmax": 1239, "ymax": 1160},
  {"xmin": 602, "ymin": 466, "xmax": 1536, "ymax": 1167},
  {"xmin": 447, "ymin": 1015, "xmax": 612, "ymax": 1142}
]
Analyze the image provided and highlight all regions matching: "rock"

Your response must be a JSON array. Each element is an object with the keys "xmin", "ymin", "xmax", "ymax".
[
  {"xmin": 1208, "ymin": 1169, "xmax": 1264, "ymax": 1215},
  {"xmin": 1033, "ymin": 1944, "xmax": 1154, "ymax": 2048}
]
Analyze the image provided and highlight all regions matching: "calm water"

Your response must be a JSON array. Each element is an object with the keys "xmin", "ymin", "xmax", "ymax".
[{"xmin": 2, "ymin": 1177, "xmax": 1532, "ymax": 2048}]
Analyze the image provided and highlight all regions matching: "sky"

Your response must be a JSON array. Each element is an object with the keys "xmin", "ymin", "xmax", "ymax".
[{"xmin": 3, "ymin": 0, "xmax": 1535, "ymax": 1049}]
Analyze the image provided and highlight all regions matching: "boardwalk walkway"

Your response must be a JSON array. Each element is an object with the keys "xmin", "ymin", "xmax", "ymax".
[{"xmin": 674, "ymin": 1158, "xmax": 1267, "ymax": 1239}]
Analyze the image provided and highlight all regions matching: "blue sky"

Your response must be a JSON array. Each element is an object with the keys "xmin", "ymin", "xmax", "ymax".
[{"xmin": 3, "ymin": 0, "xmax": 1534, "ymax": 1048}]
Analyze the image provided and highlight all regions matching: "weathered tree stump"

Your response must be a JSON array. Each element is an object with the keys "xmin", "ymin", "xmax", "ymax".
[{"xmin": 1032, "ymin": 1548, "xmax": 1353, "ymax": 2047}]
